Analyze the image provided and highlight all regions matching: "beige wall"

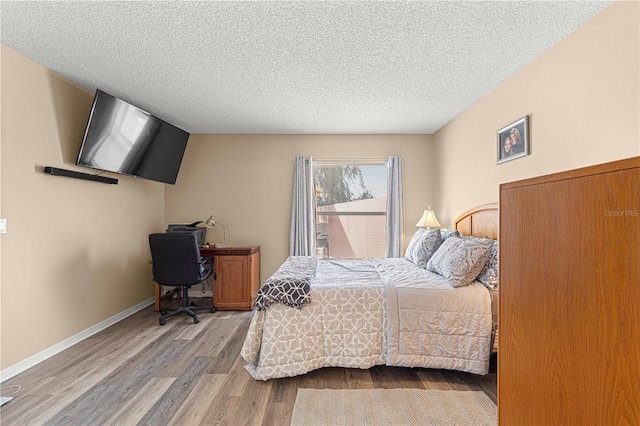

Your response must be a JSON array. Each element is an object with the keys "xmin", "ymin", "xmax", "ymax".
[
  {"xmin": 1, "ymin": 45, "xmax": 165, "ymax": 370},
  {"xmin": 433, "ymin": 1, "xmax": 640, "ymax": 227},
  {"xmin": 165, "ymin": 134, "xmax": 434, "ymax": 278}
]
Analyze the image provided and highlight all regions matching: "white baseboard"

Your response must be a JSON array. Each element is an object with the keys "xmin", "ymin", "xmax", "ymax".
[{"xmin": 0, "ymin": 297, "xmax": 155, "ymax": 383}]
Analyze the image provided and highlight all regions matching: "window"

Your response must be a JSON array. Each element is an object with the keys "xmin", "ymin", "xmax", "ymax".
[{"xmin": 314, "ymin": 161, "xmax": 387, "ymax": 259}]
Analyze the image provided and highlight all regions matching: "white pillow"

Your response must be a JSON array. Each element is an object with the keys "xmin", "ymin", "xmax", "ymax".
[
  {"xmin": 426, "ymin": 235, "xmax": 493, "ymax": 287},
  {"xmin": 405, "ymin": 229, "xmax": 442, "ymax": 268}
]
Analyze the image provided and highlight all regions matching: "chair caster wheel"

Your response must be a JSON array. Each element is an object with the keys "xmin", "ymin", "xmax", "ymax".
[
  {"xmin": 159, "ymin": 318, "xmax": 166, "ymax": 325},
  {"xmin": 210, "ymin": 308, "xmax": 216, "ymax": 313},
  {"xmin": 160, "ymin": 310, "xmax": 167, "ymax": 315},
  {"xmin": 193, "ymin": 317, "xmax": 200, "ymax": 324}
]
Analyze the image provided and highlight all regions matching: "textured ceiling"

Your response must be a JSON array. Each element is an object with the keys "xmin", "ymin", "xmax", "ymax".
[{"xmin": 1, "ymin": 1, "xmax": 611, "ymax": 134}]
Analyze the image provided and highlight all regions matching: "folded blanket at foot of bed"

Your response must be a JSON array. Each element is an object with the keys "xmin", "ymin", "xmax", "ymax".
[{"xmin": 253, "ymin": 256, "xmax": 317, "ymax": 310}]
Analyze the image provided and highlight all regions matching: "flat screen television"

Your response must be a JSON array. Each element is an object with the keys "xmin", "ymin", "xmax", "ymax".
[{"xmin": 76, "ymin": 90, "xmax": 190, "ymax": 185}]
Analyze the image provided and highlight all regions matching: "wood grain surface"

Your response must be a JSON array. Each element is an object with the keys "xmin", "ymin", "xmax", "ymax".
[
  {"xmin": 0, "ymin": 305, "xmax": 496, "ymax": 425},
  {"xmin": 498, "ymin": 156, "xmax": 639, "ymax": 425}
]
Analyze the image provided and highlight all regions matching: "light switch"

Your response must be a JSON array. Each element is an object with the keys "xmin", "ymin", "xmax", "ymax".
[{"xmin": 0, "ymin": 219, "xmax": 6, "ymax": 234}]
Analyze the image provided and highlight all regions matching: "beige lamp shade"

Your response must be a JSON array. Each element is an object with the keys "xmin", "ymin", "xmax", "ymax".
[{"xmin": 415, "ymin": 207, "xmax": 441, "ymax": 229}]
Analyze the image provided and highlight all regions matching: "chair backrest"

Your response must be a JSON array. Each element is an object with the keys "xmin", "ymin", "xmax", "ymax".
[
  {"xmin": 316, "ymin": 222, "xmax": 328, "ymax": 237},
  {"xmin": 149, "ymin": 232, "xmax": 203, "ymax": 286}
]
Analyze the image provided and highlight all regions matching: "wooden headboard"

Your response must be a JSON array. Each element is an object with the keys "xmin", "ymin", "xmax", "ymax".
[{"xmin": 454, "ymin": 203, "xmax": 499, "ymax": 240}]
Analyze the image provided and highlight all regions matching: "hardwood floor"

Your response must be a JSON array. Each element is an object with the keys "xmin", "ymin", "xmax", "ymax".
[{"xmin": 0, "ymin": 299, "xmax": 496, "ymax": 425}]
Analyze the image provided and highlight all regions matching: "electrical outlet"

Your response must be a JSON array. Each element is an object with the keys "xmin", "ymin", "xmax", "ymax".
[{"xmin": 0, "ymin": 219, "xmax": 6, "ymax": 234}]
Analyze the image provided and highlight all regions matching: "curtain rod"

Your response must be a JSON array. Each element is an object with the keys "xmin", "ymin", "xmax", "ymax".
[{"xmin": 313, "ymin": 158, "xmax": 387, "ymax": 164}]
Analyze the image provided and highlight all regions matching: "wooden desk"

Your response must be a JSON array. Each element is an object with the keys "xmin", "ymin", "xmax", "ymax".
[{"xmin": 155, "ymin": 245, "xmax": 261, "ymax": 311}]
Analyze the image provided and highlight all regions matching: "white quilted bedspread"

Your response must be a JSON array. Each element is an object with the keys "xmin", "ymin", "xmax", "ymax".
[{"xmin": 241, "ymin": 258, "xmax": 492, "ymax": 380}]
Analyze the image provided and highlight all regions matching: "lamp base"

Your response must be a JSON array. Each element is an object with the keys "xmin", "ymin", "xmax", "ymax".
[{"xmin": 214, "ymin": 242, "xmax": 229, "ymax": 248}]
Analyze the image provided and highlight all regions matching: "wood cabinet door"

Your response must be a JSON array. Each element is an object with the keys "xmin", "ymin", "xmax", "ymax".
[
  {"xmin": 498, "ymin": 158, "xmax": 639, "ymax": 425},
  {"xmin": 214, "ymin": 255, "xmax": 249, "ymax": 310}
]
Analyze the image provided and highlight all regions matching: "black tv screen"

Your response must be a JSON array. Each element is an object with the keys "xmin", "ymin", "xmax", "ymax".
[{"xmin": 76, "ymin": 90, "xmax": 189, "ymax": 185}]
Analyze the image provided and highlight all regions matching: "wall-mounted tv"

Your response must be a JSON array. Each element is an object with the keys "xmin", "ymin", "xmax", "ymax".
[{"xmin": 76, "ymin": 90, "xmax": 190, "ymax": 185}]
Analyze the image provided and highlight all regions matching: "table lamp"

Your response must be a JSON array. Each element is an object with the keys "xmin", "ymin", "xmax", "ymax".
[{"xmin": 204, "ymin": 215, "xmax": 228, "ymax": 248}]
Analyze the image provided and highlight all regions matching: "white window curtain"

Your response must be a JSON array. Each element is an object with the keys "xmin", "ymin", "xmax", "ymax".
[
  {"xmin": 386, "ymin": 156, "xmax": 404, "ymax": 257},
  {"xmin": 289, "ymin": 156, "xmax": 316, "ymax": 256}
]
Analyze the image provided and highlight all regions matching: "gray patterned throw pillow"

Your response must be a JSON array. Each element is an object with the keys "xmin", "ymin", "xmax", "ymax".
[
  {"xmin": 477, "ymin": 240, "xmax": 498, "ymax": 290},
  {"xmin": 405, "ymin": 229, "xmax": 443, "ymax": 268},
  {"xmin": 426, "ymin": 235, "xmax": 493, "ymax": 288},
  {"xmin": 441, "ymin": 230, "xmax": 460, "ymax": 242}
]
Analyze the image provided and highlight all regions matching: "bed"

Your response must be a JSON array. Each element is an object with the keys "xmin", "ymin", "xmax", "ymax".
[{"xmin": 241, "ymin": 204, "xmax": 499, "ymax": 380}]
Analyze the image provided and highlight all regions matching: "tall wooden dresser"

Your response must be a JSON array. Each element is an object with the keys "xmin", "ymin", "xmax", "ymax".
[
  {"xmin": 201, "ymin": 246, "xmax": 261, "ymax": 310},
  {"xmin": 498, "ymin": 157, "xmax": 639, "ymax": 425}
]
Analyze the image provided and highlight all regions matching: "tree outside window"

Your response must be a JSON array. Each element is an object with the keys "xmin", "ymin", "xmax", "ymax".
[{"xmin": 314, "ymin": 162, "xmax": 386, "ymax": 259}]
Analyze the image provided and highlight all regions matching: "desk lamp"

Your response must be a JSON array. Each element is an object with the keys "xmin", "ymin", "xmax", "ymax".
[
  {"xmin": 205, "ymin": 215, "xmax": 228, "ymax": 248},
  {"xmin": 415, "ymin": 207, "xmax": 441, "ymax": 230}
]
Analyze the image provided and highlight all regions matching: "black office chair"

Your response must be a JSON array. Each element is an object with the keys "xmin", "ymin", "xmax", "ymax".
[{"xmin": 149, "ymin": 232, "xmax": 216, "ymax": 325}]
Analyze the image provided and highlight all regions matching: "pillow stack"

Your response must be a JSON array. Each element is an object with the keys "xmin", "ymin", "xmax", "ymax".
[{"xmin": 405, "ymin": 229, "xmax": 498, "ymax": 289}]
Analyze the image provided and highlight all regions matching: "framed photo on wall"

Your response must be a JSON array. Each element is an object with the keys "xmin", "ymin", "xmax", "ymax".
[{"xmin": 497, "ymin": 116, "xmax": 529, "ymax": 164}]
